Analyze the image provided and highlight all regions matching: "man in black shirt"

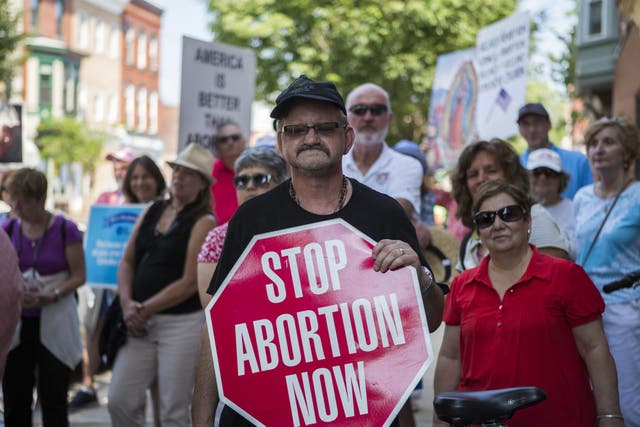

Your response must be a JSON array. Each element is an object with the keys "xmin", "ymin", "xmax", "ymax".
[{"xmin": 192, "ymin": 75, "xmax": 444, "ymax": 426}]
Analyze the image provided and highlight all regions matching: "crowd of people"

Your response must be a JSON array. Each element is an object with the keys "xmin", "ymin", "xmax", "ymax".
[{"xmin": 0, "ymin": 75, "xmax": 638, "ymax": 427}]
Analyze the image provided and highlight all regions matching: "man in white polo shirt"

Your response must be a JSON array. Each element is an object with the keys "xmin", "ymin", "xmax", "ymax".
[{"xmin": 342, "ymin": 83, "xmax": 423, "ymax": 218}]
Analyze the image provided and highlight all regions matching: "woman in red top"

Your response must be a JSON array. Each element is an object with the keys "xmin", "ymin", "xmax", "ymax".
[{"xmin": 434, "ymin": 180, "xmax": 623, "ymax": 427}]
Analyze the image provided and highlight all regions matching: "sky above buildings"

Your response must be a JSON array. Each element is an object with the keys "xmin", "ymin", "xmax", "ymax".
[
  {"xmin": 159, "ymin": 0, "xmax": 212, "ymax": 106},
  {"xmin": 158, "ymin": 0, "xmax": 573, "ymax": 107}
]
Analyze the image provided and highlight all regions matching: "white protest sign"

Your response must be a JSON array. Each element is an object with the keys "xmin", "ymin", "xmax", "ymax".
[
  {"xmin": 178, "ymin": 36, "xmax": 256, "ymax": 151},
  {"xmin": 474, "ymin": 11, "xmax": 530, "ymax": 140}
]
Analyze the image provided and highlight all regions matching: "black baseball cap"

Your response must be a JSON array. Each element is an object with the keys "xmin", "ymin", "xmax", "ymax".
[
  {"xmin": 270, "ymin": 75, "xmax": 346, "ymax": 119},
  {"xmin": 517, "ymin": 103, "xmax": 550, "ymax": 123}
]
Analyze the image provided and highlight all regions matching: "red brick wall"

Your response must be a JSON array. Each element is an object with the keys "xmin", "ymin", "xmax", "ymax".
[
  {"xmin": 23, "ymin": 0, "xmax": 72, "ymax": 41},
  {"xmin": 120, "ymin": 0, "xmax": 161, "ymax": 129}
]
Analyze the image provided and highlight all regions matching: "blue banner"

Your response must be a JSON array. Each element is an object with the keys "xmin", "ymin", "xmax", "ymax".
[{"xmin": 84, "ymin": 204, "xmax": 144, "ymax": 288}]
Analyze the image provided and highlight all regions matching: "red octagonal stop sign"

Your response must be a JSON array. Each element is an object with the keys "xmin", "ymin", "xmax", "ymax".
[{"xmin": 205, "ymin": 219, "xmax": 433, "ymax": 427}]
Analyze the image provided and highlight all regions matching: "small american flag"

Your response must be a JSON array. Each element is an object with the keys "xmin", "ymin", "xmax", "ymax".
[{"xmin": 496, "ymin": 88, "xmax": 511, "ymax": 111}]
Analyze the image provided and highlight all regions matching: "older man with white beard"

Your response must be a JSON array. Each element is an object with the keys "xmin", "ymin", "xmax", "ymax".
[
  {"xmin": 342, "ymin": 83, "xmax": 423, "ymax": 218},
  {"xmin": 342, "ymin": 83, "xmax": 427, "ymax": 427}
]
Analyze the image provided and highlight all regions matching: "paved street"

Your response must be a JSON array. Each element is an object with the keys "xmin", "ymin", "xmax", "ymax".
[{"xmin": 5, "ymin": 324, "xmax": 444, "ymax": 427}]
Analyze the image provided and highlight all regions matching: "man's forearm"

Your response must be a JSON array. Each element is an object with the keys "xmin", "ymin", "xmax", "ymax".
[{"xmin": 192, "ymin": 328, "xmax": 217, "ymax": 425}]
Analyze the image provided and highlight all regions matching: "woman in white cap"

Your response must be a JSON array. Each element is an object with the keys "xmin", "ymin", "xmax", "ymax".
[
  {"xmin": 526, "ymin": 148, "xmax": 576, "ymax": 259},
  {"xmin": 108, "ymin": 144, "xmax": 216, "ymax": 427}
]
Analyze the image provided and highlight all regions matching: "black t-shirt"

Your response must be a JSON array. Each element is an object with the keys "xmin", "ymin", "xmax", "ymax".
[
  {"xmin": 207, "ymin": 178, "xmax": 429, "ymax": 426},
  {"xmin": 208, "ymin": 178, "xmax": 428, "ymax": 294}
]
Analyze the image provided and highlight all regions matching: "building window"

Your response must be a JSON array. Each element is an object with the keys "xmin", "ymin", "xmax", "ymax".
[
  {"xmin": 137, "ymin": 88, "xmax": 147, "ymax": 132},
  {"xmin": 77, "ymin": 82, "xmax": 87, "ymax": 120},
  {"xmin": 64, "ymin": 65, "xmax": 77, "ymax": 114},
  {"xmin": 125, "ymin": 84, "xmax": 135, "ymax": 128},
  {"xmin": 149, "ymin": 37, "xmax": 158, "ymax": 72},
  {"xmin": 95, "ymin": 19, "xmax": 105, "ymax": 53},
  {"xmin": 108, "ymin": 93, "xmax": 118, "ymax": 124},
  {"xmin": 93, "ymin": 91, "xmax": 104, "ymax": 122},
  {"xmin": 125, "ymin": 28, "xmax": 135, "ymax": 65},
  {"xmin": 31, "ymin": 0, "xmax": 39, "ymax": 28},
  {"xmin": 149, "ymin": 91, "xmax": 158, "ymax": 134},
  {"xmin": 39, "ymin": 63, "xmax": 52, "ymax": 110},
  {"xmin": 78, "ymin": 11, "xmax": 88, "ymax": 48},
  {"xmin": 109, "ymin": 25, "xmax": 119, "ymax": 59},
  {"xmin": 56, "ymin": 0, "xmax": 64, "ymax": 37},
  {"xmin": 137, "ymin": 33, "xmax": 147, "ymax": 70},
  {"xmin": 588, "ymin": 0, "xmax": 603, "ymax": 36}
]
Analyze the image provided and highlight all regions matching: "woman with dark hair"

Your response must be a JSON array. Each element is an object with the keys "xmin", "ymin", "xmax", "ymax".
[
  {"xmin": 197, "ymin": 147, "xmax": 288, "ymax": 307},
  {"xmin": 575, "ymin": 116, "xmax": 640, "ymax": 426},
  {"xmin": 2, "ymin": 167, "xmax": 86, "ymax": 427},
  {"xmin": 450, "ymin": 138, "xmax": 568, "ymax": 270},
  {"xmin": 434, "ymin": 180, "xmax": 622, "ymax": 427},
  {"xmin": 108, "ymin": 144, "xmax": 216, "ymax": 427},
  {"xmin": 122, "ymin": 155, "xmax": 167, "ymax": 204}
]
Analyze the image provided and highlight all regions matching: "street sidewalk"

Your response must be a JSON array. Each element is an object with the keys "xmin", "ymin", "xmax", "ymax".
[{"xmin": 7, "ymin": 324, "xmax": 443, "ymax": 427}]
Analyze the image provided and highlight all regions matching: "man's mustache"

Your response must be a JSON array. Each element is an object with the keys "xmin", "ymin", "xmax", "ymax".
[{"xmin": 296, "ymin": 144, "xmax": 330, "ymax": 156}]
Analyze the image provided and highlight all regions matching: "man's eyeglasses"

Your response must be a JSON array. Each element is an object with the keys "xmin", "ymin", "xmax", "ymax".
[
  {"xmin": 473, "ymin": 205, "xmax": 527, "ymax": 229},
  {"xmin": 233, "ymin": 173, "xmax": 272, "ymax": 189},
  {"xmin": 216, "ymin": 134, "xmax": 242, "ymax": 144},
  {"xmin": 348, "ymin": 104, "xmax": 388, "ymax": 116},
  {"xmin": 280, "ymin": 122, "xmax": 347, "ymax": 139},
  {"xmin": 531, "ymin": 167, "xmax": 560, "ymax": 178}
]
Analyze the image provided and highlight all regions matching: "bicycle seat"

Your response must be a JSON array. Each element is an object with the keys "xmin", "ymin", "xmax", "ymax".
[{"xmin": 434, "ymin": 386, "xmax": 546, "ymax": 425}]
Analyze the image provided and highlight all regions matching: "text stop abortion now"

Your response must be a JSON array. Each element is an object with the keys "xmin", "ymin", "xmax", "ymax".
[{"xmin": 232, "ymin": 239, "xmax": 409, "ymax": 426}]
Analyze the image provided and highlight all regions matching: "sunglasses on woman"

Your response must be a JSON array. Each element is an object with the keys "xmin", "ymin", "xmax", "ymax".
[
  {"xmin": 473, "ymin": 205, "xmax": 527, "ymax": 229},
  {"xmin": 233, "ymin": 173, "xmax": 272, "ymax": 189}
]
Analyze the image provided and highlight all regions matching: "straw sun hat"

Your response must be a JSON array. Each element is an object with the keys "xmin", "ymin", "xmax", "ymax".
[
  {"xmin": 166, "ymin": 143, "xmax": 214, "ymax": 184},
  {"xmin": 423, "ymin": 227, "xmax": 461, "ymax": 284}
]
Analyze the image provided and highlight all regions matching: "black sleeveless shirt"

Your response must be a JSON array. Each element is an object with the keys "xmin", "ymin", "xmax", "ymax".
[{"xmin": 132, "ymin": 200, "xmax": 202, "ymax": 314}]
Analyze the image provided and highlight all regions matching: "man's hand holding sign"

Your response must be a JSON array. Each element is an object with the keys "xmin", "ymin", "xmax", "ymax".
[{"xmin": 192, "ymin": 75, "xmax": 444, "ymax": 426}]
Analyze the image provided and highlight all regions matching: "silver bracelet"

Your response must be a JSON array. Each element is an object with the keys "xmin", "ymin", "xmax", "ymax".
[
  {"xmin": 420, "ymin": 266, "xmax": 434, "ymax": 295},
  {"xmin": 597, "ymin": 414, "xmax": 624, "ymax": 423}
]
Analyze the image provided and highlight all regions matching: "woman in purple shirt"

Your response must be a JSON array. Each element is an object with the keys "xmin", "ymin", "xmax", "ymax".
[{"xmin": 2, "ymin": 167, "xmax": 86, "ymax": 427}]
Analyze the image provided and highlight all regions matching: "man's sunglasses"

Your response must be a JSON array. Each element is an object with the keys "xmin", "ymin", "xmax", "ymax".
[
  {"xmin": 348, "ymin": 104, "xmax": 388, "ymax": 116},
  {"xmin": 531, "ymin": 167, "xmax": 560, "ymax": 178},
  {"xmin": 233, "ymin": 173, "xmax": 272, "ymax": 189},
  {"xmin": 473, "ymin": 205, "xmax": 527, "ymax": 229},
  {"xmin": 216, "ymin": 134, "xmax": 242, "ymax": 144}
]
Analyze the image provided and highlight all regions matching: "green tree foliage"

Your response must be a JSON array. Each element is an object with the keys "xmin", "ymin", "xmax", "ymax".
[
  {"xmin": 0, "ymin": 0, "xmax": 26, "ymax": 98},
  {"xmin": 206, "ymin": 0, "xmax": 517, "ymax": 142},
  {"xmin": 36, "ymin": 117, "xmax": 105, "ymax": 174}
]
